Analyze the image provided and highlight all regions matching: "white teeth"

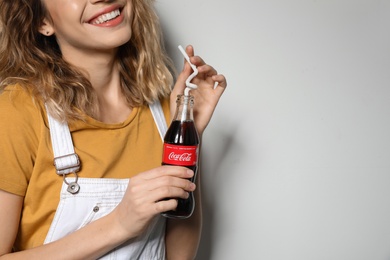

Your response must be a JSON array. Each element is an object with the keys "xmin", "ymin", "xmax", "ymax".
[{"xmin": 92, "ymin": 9, "xmax": 120, "ymax": 25}]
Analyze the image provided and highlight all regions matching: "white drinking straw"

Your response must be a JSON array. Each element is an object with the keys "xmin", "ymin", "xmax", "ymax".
[{"xmin": 178, "ymin": 45, "xmax": 198, "ymax": 96}]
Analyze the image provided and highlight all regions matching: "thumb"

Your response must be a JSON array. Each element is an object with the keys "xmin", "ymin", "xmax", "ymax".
[{"xmin": 172, "ymin": 67, "xmax": 189, "ymax": 94}]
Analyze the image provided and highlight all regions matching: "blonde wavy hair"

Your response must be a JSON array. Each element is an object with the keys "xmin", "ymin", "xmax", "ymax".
[{"xmin": 0, "ymin": 0, "xmax": 174, "ymax": 121}]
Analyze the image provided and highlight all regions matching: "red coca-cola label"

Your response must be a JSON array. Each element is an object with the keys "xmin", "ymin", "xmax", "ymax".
[{"xmin": 162, "ymin": 144, "xmax": 198, "ymax": 166}]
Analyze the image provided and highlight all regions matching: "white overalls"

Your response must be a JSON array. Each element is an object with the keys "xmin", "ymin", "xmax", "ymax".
[{"xmin": 43, "ymin": 101, "xmax": 168, "ymax": 260}]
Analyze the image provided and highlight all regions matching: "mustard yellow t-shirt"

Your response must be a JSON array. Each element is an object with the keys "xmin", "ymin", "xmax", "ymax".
[{"xmin": 0, "ymin": 85, "xmax": 170, "ymax": 250}]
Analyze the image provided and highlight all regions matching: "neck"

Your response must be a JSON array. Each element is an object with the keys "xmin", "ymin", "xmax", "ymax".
[{"xmin": 62, "ymin": 47, "xmax": 132, "ymax": 123}]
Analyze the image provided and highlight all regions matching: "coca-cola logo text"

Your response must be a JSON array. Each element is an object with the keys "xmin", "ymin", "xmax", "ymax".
[{"xmin": 168, "ymin": 152, "xmax": 193, "ymax": 162}]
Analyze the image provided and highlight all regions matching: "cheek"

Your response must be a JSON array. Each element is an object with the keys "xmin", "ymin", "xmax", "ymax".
[{"xmin": 46, "ymin": 1, "xmax": 82, "ymax": 25}]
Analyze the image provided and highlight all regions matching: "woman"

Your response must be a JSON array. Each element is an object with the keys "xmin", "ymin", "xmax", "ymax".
[{"xmin": 0, "ymin": 0, "xmax": 226, "ymax": 259}]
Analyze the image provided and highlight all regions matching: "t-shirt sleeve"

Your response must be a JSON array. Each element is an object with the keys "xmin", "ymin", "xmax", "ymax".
[{"xmin": 0, "ymin": 87, "xmax": 43, "ymax": 196}]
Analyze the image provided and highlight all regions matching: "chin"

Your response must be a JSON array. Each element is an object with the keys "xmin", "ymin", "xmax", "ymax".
[{"xmin": 100, "ymin": 32, "xmax": 132, "ymax": 49}]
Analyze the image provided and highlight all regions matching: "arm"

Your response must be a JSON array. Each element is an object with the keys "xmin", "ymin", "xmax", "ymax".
[
  {"xmin": 0, "ymin": 198, "xmax": 130, "ymax": 260},
  {"xmin": 166, "ymin": 45, "xmax": 227, "ymax": 259},
  {"xmin": 0, "ymin": 166, "xmax": 195, "ymax": 259},
  {"xmin": 0, "ymin": 190, "xmax": 23, "ymax": 255}
]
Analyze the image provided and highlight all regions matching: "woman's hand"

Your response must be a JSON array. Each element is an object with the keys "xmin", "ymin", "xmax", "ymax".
[
  {"xmin": 171, "ymin": 45, "xmax": 227, "ymax": 135},
  {"xmin": 110, "ymin": 166, "xmax": 195, "ymax": 239},
  {"xmin": 0, "ymin": 167, "xmax": 195, "ymax": 259}
]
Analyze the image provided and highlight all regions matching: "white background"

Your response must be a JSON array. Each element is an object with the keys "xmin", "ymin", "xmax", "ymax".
[{"xmin": 156, "ymin": 1, "xmax": 390, "ymax": 259}]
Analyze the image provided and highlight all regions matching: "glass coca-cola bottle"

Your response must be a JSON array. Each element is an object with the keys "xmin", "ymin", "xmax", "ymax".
[{"xmin": 162, "ymin": 94, "xmax": 199, "ymax": 219}]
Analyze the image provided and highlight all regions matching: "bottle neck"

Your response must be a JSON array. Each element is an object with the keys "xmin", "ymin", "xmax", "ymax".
[{"xmin": 173, "ymin": 95, "xmax": 194, "ymax": 122}]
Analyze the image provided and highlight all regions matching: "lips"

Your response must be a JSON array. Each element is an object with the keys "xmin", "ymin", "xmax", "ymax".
[
  {"xmin": 90, "ymin": 9, "xmax": 121, "ymax": 25},
  {"xmin": 87, "ymin": 4, "xmax": 124, "ymax": 25}
]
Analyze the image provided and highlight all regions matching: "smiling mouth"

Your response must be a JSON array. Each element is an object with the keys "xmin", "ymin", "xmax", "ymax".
[{"xmin": 90, "ymin": 9, "xmax": 121, "ymax": 25}]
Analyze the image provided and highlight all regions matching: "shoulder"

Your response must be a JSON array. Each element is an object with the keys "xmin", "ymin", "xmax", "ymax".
[
  {"xmin": 0, "ymin": 84, "xmax": 42, "ymax": 109},
  {"xmin": 0, "ymin": 84, "xmax": 46, "ymax": 127},
  {"xmin": 0, "ymin": 85, "xmax": 46, "ymax": 196},
  {"xmin": 0, "ymin": 84, "xmax": 47, "ymax": 155}
]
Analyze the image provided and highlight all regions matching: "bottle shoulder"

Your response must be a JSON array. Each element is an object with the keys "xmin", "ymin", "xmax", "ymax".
[{"xmin": 164, "ymin": 120, "xmax": 199, "ymax": 145}]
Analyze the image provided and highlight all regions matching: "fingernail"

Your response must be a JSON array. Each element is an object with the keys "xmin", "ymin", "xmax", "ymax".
[
  {"xmin": 187, "ymin": 169, "xmax": 194, "ymax": 176},
  {"xmin": 190, "ymin": 183, "xmax": 196, "ymax": 190}
]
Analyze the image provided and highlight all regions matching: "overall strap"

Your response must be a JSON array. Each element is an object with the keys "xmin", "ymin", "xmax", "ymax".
[
  {"xmin": 46, "ymin": 106, "xmax": 80, "ymax": 176},
  {"xmin": 149, "ymin": 99, "xmax": 168, "ymax": 140}
]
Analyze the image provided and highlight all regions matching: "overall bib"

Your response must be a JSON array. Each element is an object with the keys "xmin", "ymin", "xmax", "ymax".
[{"xmin": 43, "ymin": 101, "xmax": 168, "ymax": 259}]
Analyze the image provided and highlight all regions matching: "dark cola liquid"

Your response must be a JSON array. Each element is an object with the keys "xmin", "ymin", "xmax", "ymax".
[{"xmin": 162, "ymin": 120, "xmax": 199, "ymax": 219}]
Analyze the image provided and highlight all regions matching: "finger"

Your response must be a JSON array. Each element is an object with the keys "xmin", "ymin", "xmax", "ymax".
[
  {"xmin": 212, "ymin": 74, "xmax": 228, "ymax": 95},
  {"xmin": 185, "ymin": 45, "xmax": 195, "ymax": 58},
  {"xmin": 140, "ymin": 186, "xmax": 192, "ymax": 214},
  {"xmin": 154, "ymin": 199, "xmax": 179, "ymax": 213},
  {"xmin": 212, "ymin": 74, "xmax": 227, "ymax": 87},
  {"xmin": 140, "ymin": 166, "xmax": 194, "ymax": 180},
  {"xmin": 151, "ymin": 185, "xmax": 192, "ymax": 202},
  {"xmin": 139, "ymin": 175, "xmax": 196, "ymax": 194},
  {"xmin": 189, "ymin": 55, "xmax": 206, "ymax": 67},
  {"xmin": 127, "ymin": 178, "xmax": 193, "ymax": 203},
  {"xmin": 178, "ymin": 45, "xmax": 195, "ymax": 76},
  {"xmin": 197, "ymin": 64, "xmax": 218, "ymax": 78}
]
